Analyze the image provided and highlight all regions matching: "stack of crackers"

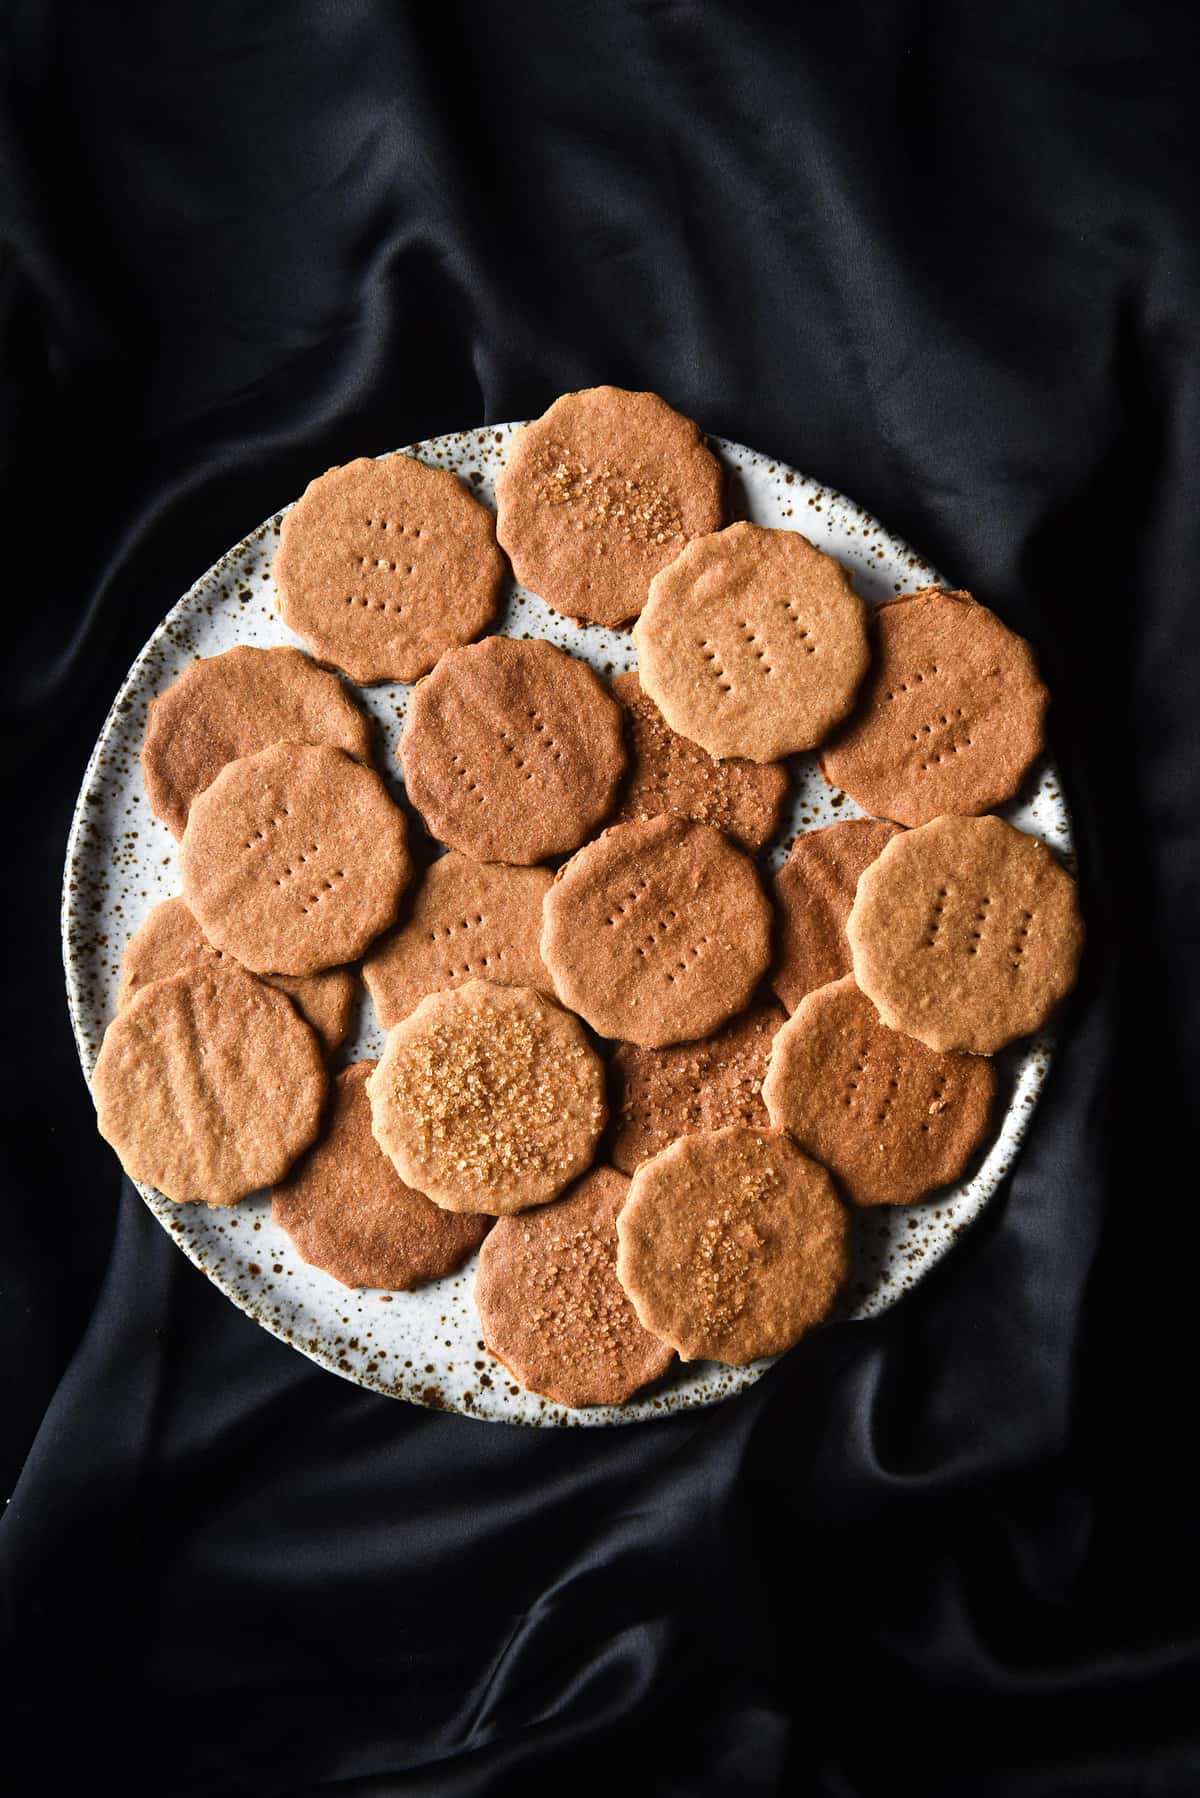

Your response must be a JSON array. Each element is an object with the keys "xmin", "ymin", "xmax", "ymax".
[{"xmin": 93, "ymin": 387, "xmax": 1084, "ymax": 1409}]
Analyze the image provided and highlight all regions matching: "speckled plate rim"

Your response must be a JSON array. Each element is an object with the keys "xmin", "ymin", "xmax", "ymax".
[{"xmin": 61, "ymin": 422, "xmax": 1072, "ymax": 1426}]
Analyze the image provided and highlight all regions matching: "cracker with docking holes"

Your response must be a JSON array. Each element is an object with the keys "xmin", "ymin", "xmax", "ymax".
[
  {"xmin": 398, "ymin": 635, "xmax": 626, "ymax": 865},
  {"xmin": 93, "ymin": 965, "xmax": 326, "ymax": 1207},
  {"xmin": 541, "ymin": 815, "xmax": 772, "ymax": 1048},
  {"xmin": 632, "ymin": 521, "xmax": 869, "ymax": 762},
  {"xmin": 273, "ymin": 453, "xmax": 505, "ymax": 684},
  {"xmin": 607, "ymin": 671, "xmax": 788, "ymax": 851},
  {"xmin": 180, "ymin": 741, "xmax": 412, "ymax": 976},
  {"xmin": 762, "ymin": 975, "xmax": 997, "ymax": 1206},
  {"xmin": 118, "ymin": 896, "xmax": 356, "ymax": 1055},
  {"xmin": 364, "ymin": 852, "xmax": 554, "ymax": 1029},
  {"xmin": 819, "ymin": 587, "xmax": 1049, "ymax": 826},
  {"xmin": 847, "ymin": 814, "xmax": 1084, "ymax": 1054},
  {"xmin": 475, "ymin": 1166, "xmax": 675, "ymax": 1407},
  {"xmin": 495, "ymin": 386, "xmax": 724, "ymax": 627},
  {"xmin": 367, "ymin": 979, "xmax": 606, "ymax": 1216},
  {"xmin": 615, "ymin": 1125, "xmax": 850, "ymax": 1365},
  {"xmin": 272, "ymin": 1062, "xmax": 490, "ymax": 1289},
  {"xmin": 771, "ymin": 819, "xmax": 901, "ymax": 1013},
  {"xmin": 141, "ymin": 645, "xmax": 373, "ymax": 839},
  {"xmin": 609, "ymin": 998, "xmax": 785, "ymax": 1174}
]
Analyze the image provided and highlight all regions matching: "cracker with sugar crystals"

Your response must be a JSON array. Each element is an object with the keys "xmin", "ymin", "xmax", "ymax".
[
  {"xmin": 616, "ymin": 1125, "xmax": 850, "ymax": 1366},
  {"xmin": 367, "ymin": 980, "xmax": 606, "ymax": 1216},
  {"xmin": 273, "ymin": 1062, "xmax": 490, "ymax": 1289},
  {"xmin": 476, "ymin": 1166, "xmax": 674, "ymax": 1407},
  {"xmin": 496, "ymin": 385, "xmax": 723, "ymax": 627}
]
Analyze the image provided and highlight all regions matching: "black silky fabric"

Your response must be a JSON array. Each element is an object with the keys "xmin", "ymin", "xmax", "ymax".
[{"xmin": 3, "ymin": 3, "xmax": 1199, "ymax": 1791}]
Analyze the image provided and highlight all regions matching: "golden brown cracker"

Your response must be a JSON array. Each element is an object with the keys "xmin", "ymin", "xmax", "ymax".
[
  {"xmin": 367, "ymin": 980, "xmax": 606, "ymax": 1215},
  {"xmin": 398, "ymin": 635, "xmax": 626, "ymax": 865},
  {"xmin": 771, "ymin": 819, "xmax": 901, "ymax": 1013},
  {"xmin": 141, "ymin": 645, "xmax": 372, "ymax": 839},
  {"xmin": 615, "ymin": 1125, "xmax": 850, "ymax": 1365},
  {"xmin": 273, "ymin": 453, "xmax": 505, "ymax": 684},
  {"xmin": 608, "ymin": 671, "xmax": 788, "ymax": 851},
  {"xmin": 633, "ymin": 521, "xmax": 869, "ymax": 761},
  {"xmin": 847, "ymin": 815, "xmax": 1084, "ymax": 1054},
  {"xmin": 181, "ymin": 741, "xmax": 412, "ymax": 976},
  {"xmin": 495, "ymin": 386, "xmax": 723, "ymax": 627},
  {"xmin": 762, "ymin": 976, "xmax": 997, "ymax": 1206},
  {"xmin": 118, "ymin": 895, "xmax": 356, "ymax": 1054},
  {"xmin": 609, "ymin": 998, "xmax": 785, "ymax": 1174},
  {"xmin": 363, "ymin": 852, "xmax": 553, "ymax": 1029},
  {"xmin": 272, "ymin": 1062, "xmax": 489, "ymax": 1289},
  {"xmin": 819, "ymin": 588, "xmax": 1048, "ymax": 825},
  {"xmin": 93, "ymin": 965, "xmax": 326, "ymax": 1207},
  {"xmin": 475, "ymin": 1166, "xmax": 674, "ymax": 1407},
  {"xmin": 541, "ymin": 815, "xmax": 772, "ymax": 1048}
]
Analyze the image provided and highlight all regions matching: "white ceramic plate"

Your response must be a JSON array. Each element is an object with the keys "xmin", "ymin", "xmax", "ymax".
[{"xmin": 62, "ymin": 423, "xmax": 1073, "ymax": 1426}]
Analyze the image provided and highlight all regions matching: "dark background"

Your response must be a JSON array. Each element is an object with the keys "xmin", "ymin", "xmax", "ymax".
[{"xmin": 3, "ymin": 3, "xmax": 1199, "ymax": 1792}]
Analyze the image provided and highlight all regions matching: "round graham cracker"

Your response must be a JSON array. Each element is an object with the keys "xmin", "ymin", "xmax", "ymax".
[
  {"xmin": 363, "ymin": 852, "xmax": 553, "ymax": 1029},
  {"xmin": 398, "ymin": 635, "xmax": 626, "ymax": 865},
  {"xmin": 847, "ymin": 815, "xmax": 1084, "ymax": 1054},
  {"xmin": 771, "ymin": 819, "xmax": 902, "ymax": 1013},
  {"xmin": 180, "ymin": 741, "xmax": 412, "ymax": 977},
  {"xmin": 541, "ymin": 815, "xmax": 773, "ymax": 1049},
  {"xmin": 609, "ymin": 998, "xmax": 786, "ymax": 1174},
  {"xmin": 140, "ymin": 645, "xmax": 372, "ymax": 839},
  {"xmin": 93, "ymin": 965, "xmax": 326, "ymax": 1207},
  {"xmin": 607, "ymin": 671, "xmax": 788, "ymax": 851},
  {"xmin": 272, "ymin": 1063, "xmax": 489, "ymax": 1290},
  {"xmin": 118, "ymin": 895, "xmax": 356, "ymax": 1055},
  {"xmin": 819, "ymin": 588, "xmax": 1049, "ymax": 825},
  {"xmin": 367, "ymin": 980, "xmax": 607, "ymax": 1216},
  {"xmin": 475, "ymin": 1166, "xmax": 675, "ymax": 1408},
  {"xmin": 632, "ymin": 521, "xmax": 869, "ymax": 762},
  {"xmin": 273, "ymin": 453, "xmax": 505, "ymax": 684},
  {"xmin": 495, "ymin": 386, "xmax": 724, "ymax": 627},
  {"xmin": 615, "ymin": 1125, "xmax": 850, "ymax": 1366},
  {"xmin": 762, "ymin": 976, "xmax": 997, "ymax": 1207}
]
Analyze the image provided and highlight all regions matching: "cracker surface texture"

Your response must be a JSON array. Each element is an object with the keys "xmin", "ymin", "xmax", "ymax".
[
  {"xmin": 367, "ymin": 979, "xmax": 607, "ymax": 1215},
  {"xmin": 762, "ymin": 975, "xmax": 997, "ymax": 1206},
  {"xmin": 541, "ymin": 815, "xmax": 772, "ymax": 1048},
  {"xmin": 771, "ymin": 818, "xmax": 901, "ymax": 1013},
  {"xmin": 820, "ymin": 588, "xmax": 1048, "ymax": 825},
  {"xmin": 272, "ymin": 1062, "xmax": 489, "ymax": 1289},
  {"xmin": 633, "ymin": 521, "xmax": 869, "ymax": 761},
  {"xmin": 495, "ymin": 386, "xmax": 723, "ymax": 627},
  {"xmin": 398, "ymin": 635, "xmax": 626, "ymax": 865},
  {"xmin": 93, "ymin": 965, "xmax": 326, "ymax": 1207},
  {"xmin": 610, "ymin": 998, "xmax": 785, "ymax": 1174},
  {"xmin": 118, "ymin": 894, "xmax": 355, "ymax": 1053},
  {"xmin": 364, "ymin": 853, "xmax": 553, "ymax": 1029},
  {"xmin": 181, "ymin": 741, "xmax": 412, "ymax": 976},
  {"xmin": 607, "ymin": 670, "xmax": 788, "ymax": 850},
  {"xmin": 273, "ymin": 453, "xmax": 505, "ymax": 684},
  {"xmin": 616, "ymin": 1125, "xmax": 850, "ymax": 1365},
  {"xmin": 847, "ymin": 814, "xmax": 1084, "ymax": 1053},
  {"xmin": 476, "ymin": 1166, "xmax": 675, "ymax": 1407},
  {"xmin": 141, "ymin": 644, "xmax": 372, "ymax": 839}
]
